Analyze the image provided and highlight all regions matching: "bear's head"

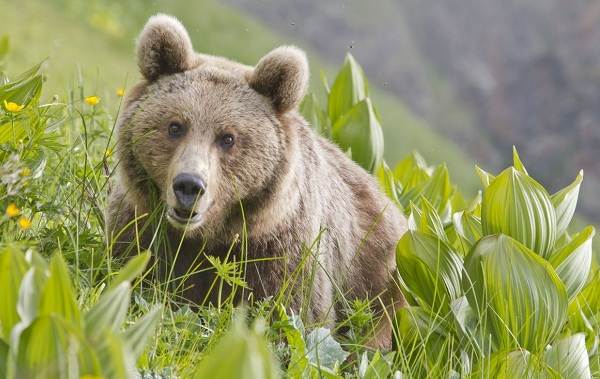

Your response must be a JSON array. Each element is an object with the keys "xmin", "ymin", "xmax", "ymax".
[{"xmin": 116, "ymin": 14, "xmax": 309, "ymax": 237}]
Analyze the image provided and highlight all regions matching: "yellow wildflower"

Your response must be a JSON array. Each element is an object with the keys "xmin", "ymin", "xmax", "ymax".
[
  {"xmin": 3, "ymin": 99, "xmax": 25, "ymax": 113},
  {"xmin": 18, "ymin": 217, "xmax": 32, "ymax": 230},
  {"xmin": 116, "ymin": 87, "xmax": 125, "ymax": 97},
  {"xmin": 6, "ymin": 203, "xmax": 20, "ymax": 218},
  {"xmin": 104, "ymin": 147, "xmax": 113, "ymax": 158},
  {"xmin": 20, "ymin": 167, "xmax": 31, "ymax": 177},
  {"xmin": 80, "ymin": 375, "xmax": 103, "ymax": 379},
  {"xmin": 84, "ymin": 96, "xmax": 100, "ymax": 106}
]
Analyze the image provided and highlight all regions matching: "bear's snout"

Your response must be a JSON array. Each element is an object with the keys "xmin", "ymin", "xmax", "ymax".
[{"xmin": 172, "ymin": 173, "xmax": 206, "ymax": 211}]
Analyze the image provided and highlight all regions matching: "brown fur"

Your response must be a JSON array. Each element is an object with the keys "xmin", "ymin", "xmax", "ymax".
[{"xmin": 106, "ymin": 14, "xmax": 407, "ymax": 348}]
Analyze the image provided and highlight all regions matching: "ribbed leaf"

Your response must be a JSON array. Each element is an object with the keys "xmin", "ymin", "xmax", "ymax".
[
  {"xmin": 39, "ymin": 254, "xmax": 81, "ymax": 326},
  {"xmin": 192, "ymin": 318, "xmax": 280, "ymax": 379},
  {"xmin": 463, "ymin": 234, "xmax": 568, "ymax": 352},
  {"xmin": 450, "ymin": 210, "xmax": 482, "ymax": 256},
  {"xmin": 108, "ymin": 250, "xmax": 151, "ymax": 291},
  {"xmin": 376, "ymin": 161, "xmax": 403, "ymax": 210},
  {"xmin": 551, "ymin": 170, "xmax": 583, "ymax": 238},
  {"xmin": 482, "ymin": 167, "xmax": 557, "ymax": 257},
  {"xmin": 0, "ymin": 247, "xmax": 27, "ymax": 339},
  {"xmin": 475, "ymin": 166, "xmax": 495, "ymax": 189},
  {"xmin": 396, "ymin": 231, "xmax": 463, "ymax": 311},
  {"xmin": 332, "ymin": 98, "xmax": 384, "ymax": 172},
  {"xmin": 122, "ymin": 306, "xmax": 162, "ymax": 360},
  {"xmin": 394, "ymin": 152, "xmax": 431, "ymax": 191},
  {"xmin": 512, "ymin": 146, "xmax": 529, "ymax": 175},
  {"xmin": 544, "ymin": 333, "xmax": 591, "ymax": 379},
  {"xmin": 85, "ymin": 282, "xmax": 131, "ymax": 341},
  {"xmin": 549, "ymin": 226, "xmax": 595, "ymax": 300},
  {"xmin": 15, "ymin": 315, "xmax": 71, "ymax": 379},
  {"xmin": 96, "ymin": 331, "xmax": 137, "ymax": 379},
  {"xmin": 327, "ymin": 53, "xmax": 368, "ymax": 125},
  {"xmin": 418, "ymin": 197, "xmax": 448, "ymax": 242}
]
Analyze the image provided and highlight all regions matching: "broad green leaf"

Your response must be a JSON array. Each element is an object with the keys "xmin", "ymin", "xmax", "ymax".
[
  {"xmin": 418, "ymin": 197, "xmax": 448, "ymax": 242},
  {"xmin": 544, "ymin": 333, "xmax": 591, "ymax": 379},
  {"xmin": 39, "ymin": 254, "xmax": 81, "ymax": 326},
  {"xmin": 463, "ymin": 234, "xmax": 568, "ymax": 352},
  {"xmin": 421, "ymin": 164, "xmax": 454, "ymax": 215},
  {"xmin": 394, "ymin": 152, "xmax": 431, "ymax": 191},
  {"xmin": 17, "ymin": 268, "xmax": 45, "ymax": 325},
  {"xmin": 85, "ymin": 282, "xmax": 131, "ymax": 341},
  {"xmin": 551, "ymin": 170, "xmax": 584, "ymax": 238},
  {"xmin": 300, "ymin": 93, "xmax": 330, "ymax": 137},
  {"xmin": 193, "ymin": 318, "xmax": 280, "ymax": 379},
  {"xmin": 328, "ymin": 53, "xmax": 368, "ymax": 125},
  {"xmin": 549, "ymin": 226, "xmax": 595, "ymax": 300},
  {"xmin": 108, "ymin": 250, "xmax": 151, "ymax": 291},
  {"xmin": 482, "ymin": 167, "xmax": 557, "ymax": 257},
  {"xmin": 305, "ymin": 327, "xmax": 349, "ymax": 371},
  {"xmin": 332, "ymin": 98, "xmax": 384, "ymax": 172},
  {"xmin": 122, "ymin": 306, "xmax": 162, "ymax": 360},
  {"xmin": 358, "ymin": 351, "xmax": 395, "ymax": 379},
  {"xmin": 0, "ymin": 62, "xmax": 44, "ymax": 107},
  {"xmin": 475, "ymin": 166, "xmax": 495, "ymax": 189},
  {"xmin": 512, "ymin": 146, "xmax": 529, "ymax": 175},
  {"xmin": 475, "ymin": 350, "xmax": 551, "ymax": 378},
  {"xmin": 0, "ymin": 247, "xmax": 27, "ymax": 339},
  {"xmin": 396, "ymin": 231, "xmax": 463, "ymax": 311},
  {"xmin": 96, "ymin": 331, "xmax": 137, "ymax": 379},
  {"xmin": 15, "ymin": 315, "xmax": 71, "ymax": 379},
  {"xmin": 0, "ymin": 339, "xmax": 7, "ymax": 377},
  {"xmin": 450, "ymin": 210, "xmax": 482, "ymax": 255},
  {"xmin": 376, "ymin": 161, "xmax": 403, "ymax": 210}
]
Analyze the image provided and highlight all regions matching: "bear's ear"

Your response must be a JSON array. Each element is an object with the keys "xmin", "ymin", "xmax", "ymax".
[
  {"xmin": 249, "ymin": 46, "xmax": 309, "ymax": 113},
  {"xmin": 136, "ymin": 14, "xmax": 195, "ymax": 81}
]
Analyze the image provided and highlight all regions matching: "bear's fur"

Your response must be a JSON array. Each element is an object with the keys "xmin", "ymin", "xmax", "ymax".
[{"xmin": 106, "ymin": 14, "xmax": 407, "ymax": 347}]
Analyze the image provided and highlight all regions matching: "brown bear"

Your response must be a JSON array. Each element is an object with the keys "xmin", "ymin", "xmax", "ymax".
[{"xmin": 106, "ymin": 14, "xmax": 407, "ymax": 347}]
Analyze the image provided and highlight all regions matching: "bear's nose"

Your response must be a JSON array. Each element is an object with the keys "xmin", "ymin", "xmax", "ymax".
[{"xmin": 172, "ymin": 173, "xmax": 206, "ymax": 210}]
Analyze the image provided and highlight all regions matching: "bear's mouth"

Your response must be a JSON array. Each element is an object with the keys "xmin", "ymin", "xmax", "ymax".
[{"xmin": 167, "ymin": 207, "xmax": 202, "ymax": 226}]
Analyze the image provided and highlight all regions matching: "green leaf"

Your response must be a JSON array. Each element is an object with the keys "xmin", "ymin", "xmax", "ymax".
[
  {"xmin": 96, "ymin": 331, "xmax": 137, "ymax": 379},
  {"xmin": 327, "ymin": 53, "xmax": 368, "ymax": 125},
  {"xmin": 396, "ymin": 231, "xmax": 463, "ymax": 312},
  {"xmin": 15, "ymin": 315, "xmax": 72, "ymax": 379},
  {"xmin": 549, "ymin": 226, "xmax": 595, "ymax": 300},
  {"xmin": 551, "ymin": 170, "xmax": 584, "ymax": 238},
  {"xmin": 376, "ymin": 161, "xmax": 403, "ymax": 210},
  {"xmin": 39, "ymin": 254, "xmax": 81, "ymax": 326},
  {"xmin": 358, "ymin": 351, "xmax": 395, "ymax": 379},
  {"xmin": 475, "ymin": 166, "xmax": 495, "ymax": 189},
  {"xmin": 0, "ymin": 339, "xmax": 8, "ymax": 377},
  {"xmin": 394, "ymin": 151, "xmax": 431, "ymax": 191},
  {"xmin": 300, "ymin": 93, "xmax": 330, "ymax": 137},
  {"xmin": 122, "ymin": 306, "xmax": 162, "ymax": 360},
  {"xmin": 544, "ymin": 333, "xmax": 591, "ymax": 379},
  {"xmin": 0, "ymin": 62, "xmax": 44, "ymax": 107},
  {"xmin": 305, "ymin": 327, "xmax": 349, "ymax": 371},
  {"xmin": 108, "ymin": 250, "xmax": 151, "ymax": 291},
  {"xmin": 85, "ymin": 282, "xmax": 131, "ymax": 341},
  {"xmin": 482, "ymin": 167, "xmax": 557, "ymax": 257},
  {"xmin": 420, "ymin": 164, "xmax": 454, "ymax": 216},
  {"xmin": 0, "ymin": 247, "xmax": 27, "ymax": 339},
  {"xmin": 512, "ymin": 146, "xmax": 529, "ymax": 175},
  {"xmin": 463, "ymin": 234, "xmax": 568, "ymax": 352},
  {"xmin": 192, "ymin": 318, "xmax": 280, "ymax": 379},
  {"xmin": 417, "ymin": 197, "xmax": 448, "ymax": 242},
  {"xmin": 331, "ymin": 98, "xmax": 384, "ymax": 172},
  {"xmin": 450, "ymin": 210, "xmax": 482, "ymax": 255}
]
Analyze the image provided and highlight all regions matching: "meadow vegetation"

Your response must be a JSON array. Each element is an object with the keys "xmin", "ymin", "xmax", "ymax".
[{"xmin": 0, "ymin": 1, "xmax": 599, "ymax": 378}]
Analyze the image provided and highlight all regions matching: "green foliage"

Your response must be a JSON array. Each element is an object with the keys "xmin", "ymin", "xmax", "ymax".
[{"xmin": 392, "ymin": 145, "xmax": 598, "ymax": 377}]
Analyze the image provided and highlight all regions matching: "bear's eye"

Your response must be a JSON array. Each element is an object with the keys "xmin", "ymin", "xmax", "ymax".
[
  {"xmin": 168, "ymin": 122, "xmax": 185, "ymax": 138},
  {"xmin": 219, "ymin": 134, "xmax": 235, "ymax": 148}
]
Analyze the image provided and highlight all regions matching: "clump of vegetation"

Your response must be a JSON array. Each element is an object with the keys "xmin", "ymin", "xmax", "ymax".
[{"xmin": 0, "ymin": 32, "xmax": 597, "ymax": 378}]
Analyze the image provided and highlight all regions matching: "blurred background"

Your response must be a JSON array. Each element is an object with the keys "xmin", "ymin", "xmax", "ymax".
[{"xmin": 2, "ymin": 0, "xmax": 598, "ymax": 226}]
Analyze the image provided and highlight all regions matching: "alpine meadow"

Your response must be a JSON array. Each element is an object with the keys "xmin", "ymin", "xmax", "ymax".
[{"xmin": 0, "ymin": 0, "xmax": 599, "ymax": 378}]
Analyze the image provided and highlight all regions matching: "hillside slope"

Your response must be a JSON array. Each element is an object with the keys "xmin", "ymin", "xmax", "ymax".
[{"xmin": 1, "ymin": 0, "xmax": 479, "ymax": 192}]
